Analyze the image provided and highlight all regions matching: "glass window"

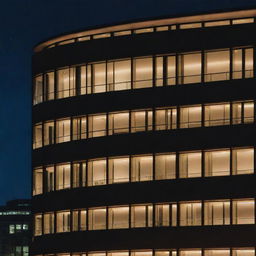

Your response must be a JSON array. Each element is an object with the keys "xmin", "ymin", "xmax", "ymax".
[
  {"xmin": 46, "ymin": 166, "xmax": 54, "ymax": 192},
  {"xmin": 232, "ymin": 49, "xmax": 242, "ymax": 79},
  {"xmin": 180, "ymin": 202, "xmax": 201, "ymax": 226},
  {"xmin": 34, "ymin": 214, "xmax": 42, "ymax": 236},
  {"xmin": 178, "ymin": 53, "xmax": 201, "ymax": 84},
  {"xmin": 155, "ymin": 204, "xmax": 169, "ymax": 226},
  {"xmin": 56, "ymin": 211, "xmax": 71, "ymax": 232},
  {"xmin": 44, "ymin": 121, "xmax": 55, "ymax": 145},
  {"xmin": 204, "ymin": 200, "xmax": 230, "ymax": 225},
  {"xmin": 88, "ymin": 208, "xmax": 106, "ymax": 230},
  {"xmin": 44, "ymin": 212, "xmax": 54, "ymax": 234},
  {"xmin": 233, "ymin": 18, "xmax": 254, "ymax": 24},
  {"xmin": 131, "ymin": 155, "xmax": 153, "ymax": 181},
  {"xmin": 232, "ymin": 148, "xmax": 254, "ymax": 175},
  {"xmin": 93, "ymin": 62, "xmax": 106, "ymax": 93},
  {"xmin": 9, "ymin": 224, "xmax": 15, "ymax": 234},
  {"xmin": 79, "ymin": 66, "xmax": 87, "ymax": 95},
  {"xmin": 155, "ymin": 108, "xmax": 177, "ymax": 130},
  {"xmin": 44, "ymin": 72, "xmax": 55, "ymax": 100},
  {"xmin": 167, "ymin": 56, "xmax": 176, "ymax": 85},
  {"xmin": 131, "ymin": 205, "xmax": 152, "ymax": 227},
  {"xmin": 245, "ymin": 48, "xmax": 254, "ymax": 78},
  {"xmin": 156, "ymin": 56, "xmax": 163, "ymax": 86},
  {"xmin": 56, "ymin": 164, "xmax": 71, "ymax": 190},
  {"xmin": 108, "ymin": 252, "xmax": 129, "ymax": 256},
  {"xmin": 34, "ymin": 75, "xmax": 43, "ymax": 105},
  {"xmin": 88, "ymin": 159, "xmax": 106, "ymax": 186},
  {"xmin": 179, "ymin": 152, "xmax": 202, "ymax": 178},
  {"xmin": 180, "ymin": 106, "xmax": 202, "ymax": 128},
  {"xmin": 72, "ymin": 116, "xmax": 87, "ymax": 140},
  {"xmin": 205, "ymin": 250, "xmax": 230, "ymax": 256},
  {"xmin": 109, "ymin": 112, "xmax": 129, "ymax": 135},
  {"xmin": 232, "ymin": 102, "xmax": 242, "ymax": 124},
  {"xmin": 33, "ymin": 123, "xmax": 42, "ymax": 149},
  {"xmin": 205, "ymin": 50, "xmax": 230, "ymax": 82},
  {"xmin": 131, "ymin": 252, "xmax": 153, "ymax": 256},
  {"xmin": 57, "ymin": 68, "xmax": 75, "ymax": 99},
  {"xmin": 244, "ymin": 102, "xmax": 254, "ymax": 123},
  {"xmin": 205, "ymin": 150, "xmax": 230, "ymax": 176},
  {"xmin": 205, "ymin": 103, "xmax": 230, "ymax": 126},
  {"xmin": 131, "ymin": 110, "xmax": 152, "ymax": 132},
  {"xmin": 135, "ymin": 28, "xmax": 154, "ymax": 34},
  {"xmin": 232, "ymin": 249, "xmax": 255, "ymax": 256},
  {"xmin": 155, "ymin": 153, "xmax": 176, "ymax": 180},
  {"xmin": 80, "ymin": 210, "xmax": 87, "ymax": 230},
  {"xmin": 108, "ymin": 206, "xmax": 129, "ymax": 229},
  {"xmin": 205, "ymin": 20, "xmax": 230, "ymax": 27},
  {"xmin": 180, "ymin": 250, "xmax": 201, "ymax": 256},
  {"xmin": 233, "ymin": 199, "xmax": 255, "ymax": 224},
  {"xmin": 180, "ymin": 23, "xmax": 202, "ymax": 29},
  {"xmin": 109, "ymin": 157, "xmax": 129, "ymax": 184},
  {"xmin": 33, "ymin": 168, "xmax": 43, "ymax": 195},
  {"xmin": 133, "ymin": 57, "xmax": 153, "ymax": 88},
  {"xmin": 73, "ymin": 162, "xmax": 86, "ymax": 188},
  {"xmin": 56, "ymin": 119, "xmax": 71, "ymax": 143},
  {"xmin": 88, "ymin": 114, "xmax": 107, "ymax": 138},
  {"xmin": 72, "ymin": 210, "xmax": 79, "ymax": 231}
]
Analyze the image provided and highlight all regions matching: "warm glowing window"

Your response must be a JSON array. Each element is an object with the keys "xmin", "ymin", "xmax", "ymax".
[
  {"xmin": 108, "ymin": 206, "xmax": 129, "ymax": 229},
  {"xmin": 233, "ymin": 199, "xmax": 255, "ymax": 224},
  {"xmin": 33, "ymin": 123, "xmax": 42, "ymax": 149},
  {"xmin": 155, "ymin": 153, "xmax": 176, "ymax": 180},
  {"xmin": 204, "ymin": 249, "xmax": 230, "ymax": 256},
  {"xmin": 204, "ymin": 200, "xmax": 230, "ymax": 225},
  {"xmin": 34, "ymin": 75, "xmax": 43, "ymax": 105},
  {"xmin": 57, "ymin": 68, "xmax": 75, "ymax": 98},
  {"xmin": 131, "ymin": 110, "xmax": 152, "ymax": 132},
  {"xmin": 56, "ymin": 164, "xmax": 71, "ymax": 190},
  {"xmin": 34, "ymin": 214, "xmax": 42, "ymax": 236},
  {"xmin": 73, "ymin": 162, "xmax": 86, "ymax": 187},
  {"xmin": 232, "ymin": 249, "xmax": 255, "ymax": 256},
  {"xmin": 56, "ymin": 211, "xmax": 70, "ymax": 232},
  {"xmin": 232, "ymin": 148, "xmax": 254, "ymax": 175},
  {"xmin": 179, "ymin": 250, "xmax": 201, "ymax": 256},
  {"xmin": 205, "ymin": 20, "xmax": 230, "ymax": 27},
  {"xmin": 155, "ymin": 108, "xmax": 177, "ymax": 130},
  {"xmin": 204, "ymin": 103, "xmax": 230, "ymax": 126},
  {"xmin": 133, "ymin": 57, "xmax": 153, "ymax": 88},
  {"xmin": 179, "ymin": 152, "xmax": 202, "ymax": 178},
  {"xmin": 109, "ymin": 157, "xmax": 129, "ymax": 184},
  {"xmin": 72, "ymin": 116, "xmax": 87, "ymax": 140},
  {"xmin": 232, "ymin": 49, "xmax": 242, "ymax": 79},
  {"xmin": 244, "ymin": 102, "xmax": 254, "ymax": 123},
  {"xmin": 108, "ymin": 112, "xmax": 129, "ymax": 135},
  {"xmin": 80, "ymin": 210, "xmax": 87, "ymax": 230},
  {"xmin": 155, "ymin": 204, "xmax": 170, "ymax": 226},
  {"xmin": 88, "ymin": 208, "xmax": 106, "ymax": 230},
  {"xmin": 44, "ymin": 72, "xmax": 55, "ymax": 100},
  {"xmin": 245, "ymin": 48, "xmax": 254, "ymax": 78},
  {"xmin": 88, "ymin": 159, "xmax": 106, "ymax": 186},
  {"xmin": 205, "ymin": 150, "xmax": 230, "ymax": 176},
  {"xmin": 131, "ymin": 155, "xmax": 153, "ymax": 181},
  {"xmin": 156, "ymin": 56, "xmax": 163, "ymax": 86},
  {"xmin": 180, "ymin": 106, "xmax": 202, "ymax": 128},
  {"xmin": 205, "ymin": 50, "xmax": 230, "ymax": 81},
  {"xmin": 131, "ymin": 205, "xmax": 153, "ymax": 227},
  {"xmin": 180, "ymin": 202, "xmax": 201, "ymax": 226},
  {"xmin": 72, "ymin": 210, "xmax": 79, "ymax": 231},
  {"xmin": 88, "ymin": 114, "xmax": 107, "ymax": 138},
  {"xmin": 56, "ymin": 119, "xmax": 71, "ymax": 143},
  {"xmin": 33, "ymin": 168, "xmax": 43, "ymax": 195},
  {"xmin": 167, "ymin": 56, "xmax": 176, "ymax": 85},
  {"xmin": 178, "ymin": 53, "xmax": 202, "ymax": 84},
  {"xmin": 44, "ymin": 121, "xmax": 54, "ymax": 145},
  {"xmin": 93, "ymin": 62, "xmax": 106, "ymax": 93},
  {"xmin": 45, "ymin": 166, "xmax": 54, "ymax": 192},
  {"xmin": 44, "ymin": 212, "xmax": 54, "ymax": 234}
]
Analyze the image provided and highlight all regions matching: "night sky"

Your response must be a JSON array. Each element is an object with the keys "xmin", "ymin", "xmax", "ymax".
[{"xmin": 0, "ymin": 0, "xmax": 255, "ymax": 205}]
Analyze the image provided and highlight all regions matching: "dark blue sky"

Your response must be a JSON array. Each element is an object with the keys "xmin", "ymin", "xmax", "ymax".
[{"xmin": 0, "ymin": 0, "xmax": 255, "ymax": 204}]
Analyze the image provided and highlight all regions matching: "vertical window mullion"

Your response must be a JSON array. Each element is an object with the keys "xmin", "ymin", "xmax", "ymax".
[{"xmin": 163, "ymin": 55, "xmax": 167, "ymax": 86}]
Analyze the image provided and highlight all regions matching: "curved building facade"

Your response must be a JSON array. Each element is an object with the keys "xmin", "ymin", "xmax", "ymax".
[{"xmin": 32, "ymin": 8, "xmax": 256, "ymax": 256}]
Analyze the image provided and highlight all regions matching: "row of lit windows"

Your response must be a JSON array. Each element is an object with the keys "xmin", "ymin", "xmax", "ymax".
[
  {"xmin": 33, "ymin": 100, "xmax": 254, "ymax": 149},
  {"xmin": 33, "ymin": 248, "xmax": 256, "ymax": 256},
  {"xmin": 9, "ymin": 224, "xmax": 29, "ymax": 234},
  {"xmin": 38, "ymin": 16, "xmax": 254, "ymax": 51},
  {"xmin": 34, "ymin": 198, "xmax": 255, "ymax": 236},
  {"xmin": 13, "ymin": 246, "xmax": 29, "ymax": 256},
  {"xmin": 33, "ymin": 47, "xmax": 254, "ymax": 105},
  {"xmin": 33, "ymin": 147, "xmax": 254, "ymax": 195}
]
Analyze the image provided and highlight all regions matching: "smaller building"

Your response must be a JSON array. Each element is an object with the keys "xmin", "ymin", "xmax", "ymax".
[{"xmin": 0, "ymin": 199, "xmax": 31, "ymax": 256}]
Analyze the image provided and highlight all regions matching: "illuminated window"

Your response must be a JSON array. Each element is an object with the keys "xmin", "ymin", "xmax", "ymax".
[
  {"xmin": 232, "ymin": 249, "xmax": 255, "ymax": 256},
  {"xmin": 72, "ymin": 210, "xmax": 79, "ymax": 231},
  {"xmin": 155, "ymin": 204, "xmax": 170, "ymax": 226},
  {"xmin": 80, "ymin": 210, "xmax": 87, "ymax": 230},
  {"xmin": 245, "ymin": 48, "xmax": 254, "ymax": 78},
  {"xmin": 180, "ymin": 23, "xmax": 202, "ymax": 29},
  {"xmin": 108, "ymin": 112, "xmax": 129, "ymax": 135},
  {"xmin": 180, "ymin": 202, "xmax": 201, "ymax": 226},
  {"xmin": 34, "ymin": 214, "xmax": 42, "ymax": 236},
  {"xmin": 88, "ymin": 208, "xmax": 106, "ymax": 230},
  {"xmin": 56, "ymin": 119, "xmax": 71, "ymax": 143},
  {"xmin": 33, "ymin": 123, "xmax": 42, "ymax": 149},
  {"xmin": 131, "ymin": 205, "xmax": 153, "ymax": 227},
  {"xmin": 155, "ymin": 153, "xmax": 176, "ymax": 180},
  {"xmin": 156, "ymin": 56, "xmax": 163, "ymax": 86},
  {"xmin": 179, "ymin": 152, "xmax": 202, "ymax": 178},
  {"xmin": 131, "ymin": 110, "xmax": 152, "ymax": 132},
  {"xmin": 131, "ymin": 155, "xmax": 153, "ymax": 181},
  {"xmin": 205, "ymin": 20, "xmax": 230, "ymax": 27},
  {"xmin": 93, "ymin": 62, "xmax": 106, "ymax": 93},
  {"xmin": 108, "ymin": 206, "xmax": 129, "ymax": 229},
  {"xmin": 33, "ymin": 168, "xmax": 43, "ymax": 195},
  {"xmin": 72, "ymin": 116, "xmax": 87, "ymax": 140},
  {"xmin": 232, "ymin": 199, "xmax": 255, "ymax": 224},
  {"xmin": 73, "ymin": 162, "xmax": 86, "ymax": 187},
  {"xmin": 44, "ymin": 72, "xmax": 55, "ymax": 100},
  {"xmin": 88, "ymin": 159, "xmax": 106, "ymax": 186},
  {"xmin": 88, "ymin": 114, "xmax": 107, "ymax": 138},
  {"xmin": 44, "ymin": 121, "xmax": 55, "ymax": 145},
  {"xmin": 44, "ymin": 212, "xmax": 54, "ymax": 234},
  {"xmin": 232, "ymin": 49, "xmax": 242, "ymax": 79},
  {"xmin": 205, "ymin": 103, "xmax": 230, "ymax": 126},
  {"xmin": 131, "ymin": 251, "xmax": 153, "ymax": 256},
  {"xmin": 180, "ymin": 106, "xmax": 202, "ymax": 128},
  {"xmin": 56, "ymin": 211, "xmax": 70, "ymax": 232},
  {"xmin": 56, "ymin": 164, "xmax": 71, "ymax": 190},
  {"xmin": 155, "ymin": 108, "xmax": 177, "ymax": 130},
  {"xmin": 232, "ymin": 148, "xmax": 254, "ymax": 175},
  {"xmin": 34, "ymin": 75, "xmax": 43, "ymax": 104},
  {"xmin": 205, "ymin": 150, "xmax": 230, "ymax": 176},
  {"xmin": 167, "ymin": 56, "xmax": 176, "ymax": 85},
  {"xmin": 46, "ymin": 166, "xmax": 54, "ymax": 192},
  {"xmin": 204, "ymin": 249, "xmax": 230, "ymax": 256},
  {"xmin": 204, "ymin": 200, "xmax": 230, "ymax": 225},
  {"xmin": 57, "ymin": 68, "xmax": 75, "ymax": 98},
  {"xmin": 180, "ymin": 250, "xmax": 201, "ymax": 256},
  {"xmin": 109, "ymin": 157, "xmax": 129, "ymax": 184}
]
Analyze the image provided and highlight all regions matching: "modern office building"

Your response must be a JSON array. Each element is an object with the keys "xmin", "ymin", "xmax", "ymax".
[
  {"xmin": 32, "ymin": 6, "xmax": 256, "ymax": 256},
  {"xmin": 0, "ymin": 199, "xmax": 31, "ymax": 256}
]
